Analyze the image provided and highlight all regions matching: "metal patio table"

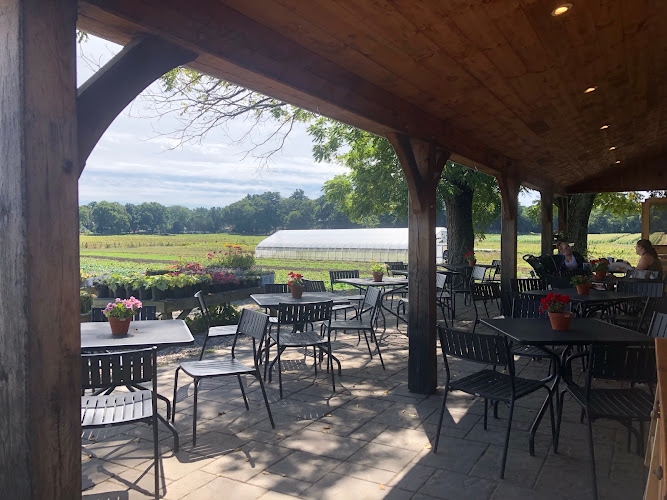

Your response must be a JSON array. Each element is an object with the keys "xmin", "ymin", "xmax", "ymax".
[
  {"xmin": 521, "ymin": 288, "xmax": 643, "ymax": 317},
  {"xmin": 480, "ymin": 318, "xmax": 653, "ymax": 455},
  {"xmin": 81, "ymin": 319, "xmax": 194, "ymax": 450},
  {"xmin": 250, "ymin": 291, "xmax": 350, "ymax": 308}
]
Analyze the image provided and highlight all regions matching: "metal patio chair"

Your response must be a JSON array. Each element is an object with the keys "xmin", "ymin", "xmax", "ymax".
[
  {"xmin": 304, "ymin": 279, "xmax": 357, "ymax": 318},
  {"xmin": 433, "ymin": 327, "xmax": 556, "ymax": 479},
  {"xmin": 264, "ymin": 283, "xmax": 290, "ymax": 293},
  {"xmin": 266, "ymin": 301, "xmax": 334, "ymax": 398},
  {"xmin": 172, "ymin": 308, "xmax": 275, "ymax": 446},
  {"xmin": 81, "ymin": 347, "xmax": 161, "ymax": 499},
  {"xmin": 648, "ymin": 312, "xmax": 667, "ymax": 338},
  {"xmin": 509, "ymin": 278, "xmax": 546, "ymax": 294},
  {"xmin": 556, "ymin": 344, "xmax": 656, "ymax": 500},
  {"xmin": 328, "ymin": 286, "xmax": 385, "ymax": 369},
  {"xmin": 397, "ymin": 273, "xmax": 450, "ymax": 326},
  {"xmin": 194, "ymin": 291, "xmax": 238, "ymax": 356},
  {"xmin": 471, "ymin": 281, "xmax": 501, "ymax": 329}
]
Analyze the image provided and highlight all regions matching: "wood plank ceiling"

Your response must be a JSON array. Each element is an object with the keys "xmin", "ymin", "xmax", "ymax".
[{"xmin": 77, "ymin": 0, "xmax": 667, "ymax": 193}]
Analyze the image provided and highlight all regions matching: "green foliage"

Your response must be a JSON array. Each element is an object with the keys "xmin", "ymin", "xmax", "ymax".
[
  {"xmin": 80, "ymin": 291, "xmax": 92, "ymax": 314},
  {"xmin": 185, "ymin": 303, "xmax": 241, "ymax": 334}
]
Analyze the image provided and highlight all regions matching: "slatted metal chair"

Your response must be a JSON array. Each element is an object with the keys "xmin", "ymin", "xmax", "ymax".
[
  {"xmin": 648, "ymin": 312, "xmax": 667, "ymax": 338},
  {"xmin": 556, "ymin": 344, "xmax": 656, "ymax": 500},
  {"xmin": 328, "ymin": 286, "xmax": 385, "ymax": 369},
  {"xmin": 617, "ymin": 280, "xmax": 664, "ymax": 298},
  {"xmin": 471, "ymin": 282, "xmax": 501, "ymax": 329},
  {"xmin": 433, "ymin": 327, "xmax": 556, "ymax": 479},
  {"xmin": 81, "ymin": 347, "xmax": 161, "ymax": 499},
  {"xmin": 304, "ymin": 279, "xmax": 357, "ymax": 319},
  {"xmin": 509, "ymin": 278, "xmax": 546, "ymax": 293},
  {"xmin": 91, "ymin": 305, "xmax": 157, "ymax": 322},
  {"xmin": 172, "ymin": 308, "xmax": 274, "ymax": 446},
  {"xmin": 264, "ymin": 283, "xmax": 290, "ymax": 293},
  {"xmin": 266, "ymin": 301, "xmax": 334, "ymax": 398},
  {"xmin": 509, "ymin": 297, "xmax": 568, "ymax": 361},
  {"xmin": 607, "ymin": 281, "xmax": 664, "ymax": 329},
  {"xmin": 470, "ymin": 264, "xmax": 488, "ymax": 283},
  {"xmin": 328, "ymin": 270, "xmax": 365, "ymax": 312},
  {"xmin": 491, "ymin": 259, "xmax": 501, "ymax": 280},
  {"xmin": 545, "ymin": 274, "xmax": 573, "ymax": 289},
  {"xmin": 194, "ymin": 291, "xmax": 238, "ymax": 357},
  {"xmin": 385, "ymin": 262, "xmax": 408, "ymax": 276},
  {"xmin": 397, "ymin": 273, "xmax": 450, "ymax": 326}
]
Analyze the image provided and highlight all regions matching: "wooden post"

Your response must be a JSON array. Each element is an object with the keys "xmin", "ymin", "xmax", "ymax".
[
  {"xmin": 388, "ymin": 134, "xmax": 449, "ymax": 394},
  {"xmin": 497, "ymin": 173, "xmax": 520, "ymax": 292},
  {"xmin": 0, "ymin": 0, "xmax": 80, "ymax": 497},
  {"xmin": 540, "ymin": 190, "xmax": 553, "ymax": 256}
]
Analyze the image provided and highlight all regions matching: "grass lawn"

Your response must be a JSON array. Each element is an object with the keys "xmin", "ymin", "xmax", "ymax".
[{"xmin": 80, "ymin": 232, "xmax": 641, "ymax": 284}]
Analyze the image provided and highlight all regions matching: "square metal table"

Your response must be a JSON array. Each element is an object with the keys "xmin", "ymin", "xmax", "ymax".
[
  {"xmin": 521, "ymin": 288, "xmax": 643, "ymax": 317},
  {"xmin": 81, "ymin": 319, "xmax": 194, "ymax": 350},
  {"xmin": 81, "ymin": 319, "xmax": 194, "ymax": 451},
  {"xmin": 336, "ymin": 276, "xmax": 408, "ymax": 325},
  {"xmin": 481, "ymin": 318, "xmax": 652, "ymax": 454}
]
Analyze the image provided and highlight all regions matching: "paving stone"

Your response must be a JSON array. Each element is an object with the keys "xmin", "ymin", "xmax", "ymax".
[
  {"xmin": 469, "ymin": 444, "xmax": 546, "ymax": 487},
  {"xmin": 346, "ymin": 442, "xmax": 419, "ymax": 472},
  {"xmin": 418, "ymin": 468, "xmax": 497, "ymax": 500},
  {"xmin": 135, "ymin": 449, "xmax": 214, "ymax": 482},
  {"xmin": 301, "ymin": 472, "xmax": 412, "ymax": 500},
  {"xmin": 372, "ymin": 425, "xmax": 432, "ymax": 451},
  {"xmin": 201, "ymin": 441, "xmax": 293, "ymax": 482},
  {"xmin": 278, "ymin": 428, "xmax": 366, "ymax": 460},
  {"xmin": 247, "ymin": 470, "xmax": 313, "ymax": 496},
  {"xmin": 347, "ymin": 421, "xmax": 389, "ymax": 442},
  {"xmin": 412, "ymin": 436, "xmax": 487, "ymax": 474},
  {"xmin": 266, "ymin": 450, "xmax": 342, "ymax": 482},
  {"xmin": 387, "ymin": 463, "xmax": 436, "ymax": 492},
  {"xmin": 163, "ymin": 470, "xmax": 217, "ymax": 499},
  {"xmin": 332, "ymin": 461, "xmax": 396, "ymax": 484},
  {"xmin": 181, "ymin": 476, "xmax": 267, "ymax": 500}
]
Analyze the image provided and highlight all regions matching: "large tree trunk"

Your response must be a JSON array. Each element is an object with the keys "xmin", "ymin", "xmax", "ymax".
[
  {"xmin": 567, "ymin": 193, "xmax": 597, "ymax": 257},
  {"xmin": 444, "ymin": 185, "xmax": 475, "ymax": 265}
]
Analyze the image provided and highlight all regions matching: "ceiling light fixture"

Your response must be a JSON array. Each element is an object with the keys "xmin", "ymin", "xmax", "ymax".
[
  {"xmin": 609, "ymin": 146, "xmax": 616, "ymax": 150},
  {"xmin": 551, "ymin": 3, "xmax": 572, "ymax": 16},
  {"xmin": 600, "ymin": 124, "xmax": 610, "ymax": 130},
  {"xmin": 615, "ymin": 160, "xmax": 621, "ymax": 164},
  {"xmin": 584, "ymin": 86, "xmax": 598, "ymax": 93}
]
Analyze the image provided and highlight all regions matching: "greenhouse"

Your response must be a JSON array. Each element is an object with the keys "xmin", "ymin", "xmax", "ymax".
[{"xmin": 255, "ymin": 227, "xmax": 447, "ymax": 263}]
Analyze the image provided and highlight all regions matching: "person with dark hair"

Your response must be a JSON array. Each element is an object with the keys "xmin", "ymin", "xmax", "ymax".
[
  {"xmin": 556, "ymin": 241, "xmax": 584, "ymax": 271},
  {"xmin": 635, "ymin": 239, "xmax": 663, "ymax": 276}
]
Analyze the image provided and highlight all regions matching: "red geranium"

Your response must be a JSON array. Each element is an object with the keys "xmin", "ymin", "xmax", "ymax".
[
  {"xmin": 539, "ymin": 292, "xmax": 570, "ymax": 314},
  {"xmin": 464, "ymin": 251, "xmax": 475, "ymax": 261},
  {"xmin": 590, "ymin": 258, "xmax": 609, "ymax": 272},
  {"xmin": 287, "ymin": 272, "xmax": 304, "ymax": 287}
]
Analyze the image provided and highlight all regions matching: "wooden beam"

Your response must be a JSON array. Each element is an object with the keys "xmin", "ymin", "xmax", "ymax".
[
  {"xmin": 389, "ymin": 135, "xmax": 449, "ymax": 394},
  {"xmin": 0, "ymin": 0, "xmax": 80, "ymax": 497},
  {"xmin": 555, "ymin": 196, "xmax": 568, "ymax": 236},
  {"xmin": 77, "ymin": 35, "xmax": 196, "ymax": 174},
  {"xmin": 566, "ymin": 151, "xmax": 667, "ymax": 193},
  {"xmin": 540, "ymin": 190, "xmax": 554, "ymax": 256},
  {"xmin": 497, "ymin": 173, "xmax": 520, "ymax": 292}
]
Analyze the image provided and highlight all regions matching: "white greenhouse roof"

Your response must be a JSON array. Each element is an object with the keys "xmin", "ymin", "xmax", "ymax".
[{"xmin": 256, "ymin": 228, "xmax": 447, "ymax": 250}]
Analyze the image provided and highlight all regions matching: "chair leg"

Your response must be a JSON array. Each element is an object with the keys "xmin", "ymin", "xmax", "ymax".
[
  {"xmin": 500, "ymin": 399, "xmax": 515, "ymax": 479},
  {"xmin": 277, "ymin": 345, "xmax": 283, "ymax": 399},
  {"xmin": 327, "ymin": 343, "xmax": 336, "ymax": 392},
  {"xmin": 255, "ymin": 371, "xmax": 275, "ymax": 428},
  {"xmin": 555, "ymin": 389, "xmax": 566, "ymax": 453},
  {"xmin": 192, "ymin": 378, "xmax": 201, "ymax": 447},
  {"xmin": 493, "ymin": 400, "xmax": 499, "ymax": 419},
  {"xmin": 484, "ymin": 399, "xmax": 488, "ymax": 430},
  {"xmin": 263, "ymin": 340, "xmax": 271, "ymax": 381},
  {"xmin": 152, "ymin": 413, "xmax": 160, "ymax": 500},
  {"xmin": 172, "ymin": 367, "xmax": 180, "ymax": 423},
  {"xmin": 433, "ymin": 385, "xmax": 449, "ymax": 453},
  {"xmin": 237, "ymin": 375, "xmax": 249, "ymax": 410},
  {"xmin": 371, "ymin": 330, "xmax": 385, "ymax": 369},
  {"xmin": 584, "ymin": 407, "xmax": 598, "ymax": 500},
  {"xmin": 362, "ymin": 330, "xmax": 373, "ymax": 359}
]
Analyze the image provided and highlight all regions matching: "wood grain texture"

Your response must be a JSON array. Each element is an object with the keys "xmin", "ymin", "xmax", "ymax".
[
  {"xmin": 0, "ymin": 0, "xmax": 80, "ymax": 497},
  {"xmin": 77, "ymin": 35, "xmax": 197, "ymax": 174},
  {"xmin": 391, "ymin": 137, "xmax": 448, "ymax": 394},
  {"xmin": 498, "ymin": 173, "xmax": 520, "ymax": 292}
]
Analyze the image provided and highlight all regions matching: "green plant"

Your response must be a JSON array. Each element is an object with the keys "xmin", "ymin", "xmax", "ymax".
[
  {"xmin": 570, "ymin": 275, "xmax": 591, "ymax": 286},
  {"xmin": 370, "ymin": 261, "xmax": 385, "ymax": 273},
  {"xmin": 185, "ymin": 303, "xmax": 240, "ymax": 334},
  {"xmin": 148, "ymin": 274, "xmax": 171, "ymax": 291},
  {"xmin": 80, "ymin": 291, "xmax": 92, "ymax": 314},
  {"xmin": 590, "ymin": 258, "xmax": 610, "ymax": 272},
  {"xmin": 103, "ymin": 297, "xmax": 142, "ymax": 319},
  {"xmin": 207, "ymin": 245, "xmax": 255, "ymax": 270},
  {"xmin": 287, "ymin": 272, "xmax": 304, "ymax": 286}
]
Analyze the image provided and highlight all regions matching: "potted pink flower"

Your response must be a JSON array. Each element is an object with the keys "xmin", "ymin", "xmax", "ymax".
[{"xmin": 104, "ymin": 297, "xmax": 142, "ymax": 335}]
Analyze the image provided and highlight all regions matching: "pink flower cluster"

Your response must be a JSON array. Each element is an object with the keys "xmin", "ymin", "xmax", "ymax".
[
  {"xmin": 211, "ymin": 272, "xmax": 239, "ymax": 284},
  {"xmin": 104, "ymin": 296, "xmax": 143, "ymax": 319}
]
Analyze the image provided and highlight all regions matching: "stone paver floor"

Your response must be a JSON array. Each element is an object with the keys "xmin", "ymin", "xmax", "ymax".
[{"xmin": 82, "ymin": 297, "xmax": 648, "ymax": 499}]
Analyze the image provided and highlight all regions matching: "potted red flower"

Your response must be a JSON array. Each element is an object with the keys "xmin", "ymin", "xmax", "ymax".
[
  {"xmin": 103, "ymin": 296, "xmax": 142, "ymax": 335},
  {"xmin": 287, "ymin": 272, "xmax": 304, "ymax": 298},
  {"xmin": 464, "ymin": 251, "xmax": 476, "ymax": 267},
  {"xmin": 590, "ymin": 258, "xmax": 609, "ymax": 280},
  {"xmin": 539, "ymin": 292, "xmax": 572, "ymax": 331},
  {"xmin": 570, "ymin": 275, "xmax": 591, "ymax": 295}
]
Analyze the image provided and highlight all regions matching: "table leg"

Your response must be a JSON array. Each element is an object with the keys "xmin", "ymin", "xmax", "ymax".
[{"xmin": 527, "ymin": 347, "xmax": 561, "ymax": 456}]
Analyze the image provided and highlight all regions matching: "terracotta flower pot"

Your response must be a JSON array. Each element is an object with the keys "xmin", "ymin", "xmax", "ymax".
[
  {"xmin": 594, "ymin": 270, "xmax": 608, "ymax": 280},
  {"xmin": 575, "ymin": 284, "xmax": 591, "ymax": 295},
  {"xmin": 290, "ymin": 284, "xmax": 303, "ymax": 299},
  {"xmin": 372, "ymin": 272, "xmax": 384, "ymax": 282},
  {"xmin": 548, "ymin": 311, "xmax": 573, "ymax": 331},
  {"xmin": 467, "ymin": 259, "xmax": 476, "ymax": 267},
  {"xmin": 109, "ymin": 316, "xmax": 131, "ymax": 335}
]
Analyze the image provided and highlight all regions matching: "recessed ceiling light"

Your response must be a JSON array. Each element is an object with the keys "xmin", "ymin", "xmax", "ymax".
[
  {"xmin": 600, "ymin": 124, "xmax": 610, "ymax": 130},
  {"xmin": 551, "ymin": 3, "xmax": 572, "ymax": 16},
  {"xmin": 584, "ymin": 86, "xmax": 598, "ymax": 93},
  {"xmin": 609, "ymin": 146, "xmax": 616, "ymax": 150},
  {"xmin": 615, "ymin": 160, "xmax": 621, "ymax": 164}
]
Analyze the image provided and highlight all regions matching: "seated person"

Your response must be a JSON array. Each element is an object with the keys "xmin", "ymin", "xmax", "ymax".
[
  {"xmin": 635, "ymin": 239, "xmax": 663, "ymax": 277},
  {"xmin": 556, "ymin": 241, "xmax": 585, "ymax": 271}
]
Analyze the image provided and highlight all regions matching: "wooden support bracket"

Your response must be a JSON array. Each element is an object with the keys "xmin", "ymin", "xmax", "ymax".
[{"xmin": 77, "ymin": 35, "xmax": 197, "ymax": 175}]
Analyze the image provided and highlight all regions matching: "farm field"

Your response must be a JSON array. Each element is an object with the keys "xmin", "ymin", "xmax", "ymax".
[{"xmin": 80, "ymin": 232, "xmax": 642, "ymax": 284}]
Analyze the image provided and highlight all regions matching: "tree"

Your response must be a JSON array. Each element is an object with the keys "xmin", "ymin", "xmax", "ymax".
[
  {"xmin": 92, "ymin": 201, "xmax": 130, "ymax": 235},
  {"xmin": 166, "ymin": 205, "xmax": 192, "ymax": 233},
  {"xmin": 79, "ymin": 205, "xmax": 93, "ymax": 232},
  {"xmin": 133, "ymin": 202, "xmax": 167, "ymax": 234},
  {"xmin": 310, "ymin": 119, "xmax": 500, "ymax": 264}
]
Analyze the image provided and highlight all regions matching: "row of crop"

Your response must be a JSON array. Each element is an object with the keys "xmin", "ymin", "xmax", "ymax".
[{"xmin": 94, "ymin": 271, "xmax": 260, "ymax": 300}]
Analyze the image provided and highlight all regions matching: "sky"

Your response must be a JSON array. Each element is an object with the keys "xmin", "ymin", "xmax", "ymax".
[{"xmin": 78, "ymin": 35, "xmax": 538, "ymax": 209}]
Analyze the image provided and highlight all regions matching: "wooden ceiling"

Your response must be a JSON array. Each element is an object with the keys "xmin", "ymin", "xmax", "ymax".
[{"xmin": 77, "ymin": 0, "xmax": 667, "ymax": 194}]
